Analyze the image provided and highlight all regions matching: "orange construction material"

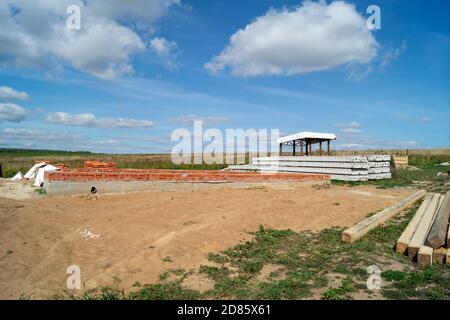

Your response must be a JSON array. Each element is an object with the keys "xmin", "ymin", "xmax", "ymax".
[
  {"xmin": 83, "ymin": 160, "xmax": 116, "ymax": 169},
  {"xmin": 54, "ymin": 164, "xmax": 69, "ymax": 170}
]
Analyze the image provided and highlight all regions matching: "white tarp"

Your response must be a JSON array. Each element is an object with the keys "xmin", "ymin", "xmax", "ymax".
[
  {"xmin": 11, "ymin": 171, "xmax": 23, "ymax": 181},
  {"xmin": 34, "ymin": 164, "xmax": 59, "ymax": 187},
  {"xmin": 24, "ymin": 162, "xmax": 47, "ymax": 180}
]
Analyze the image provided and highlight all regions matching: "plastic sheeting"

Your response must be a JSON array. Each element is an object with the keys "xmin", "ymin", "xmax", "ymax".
[
  {"xmin": 24, "ymin": 162, "xmax": 47, "ymax": 180},
  {"xmin": 11, "ymin": 171, "xmax": 23, "ymax": 181},
  {"xmin": 34, "ymin": 165, "xmax": 59, "ymax": 187}
]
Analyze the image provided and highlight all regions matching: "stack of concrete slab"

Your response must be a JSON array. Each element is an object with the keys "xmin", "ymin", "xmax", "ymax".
[
  {"xmin": 367, "ymin": 155, "xmax": 392, "ymax": 180},
  {"xmin": 228, "ymin": 155, "xmax": 392, "ymax": 181}
]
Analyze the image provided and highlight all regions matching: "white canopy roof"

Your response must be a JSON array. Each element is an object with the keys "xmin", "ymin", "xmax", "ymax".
[{"xmin": 277, "ymin": 132, "xmax": 336, "ymax": 144}]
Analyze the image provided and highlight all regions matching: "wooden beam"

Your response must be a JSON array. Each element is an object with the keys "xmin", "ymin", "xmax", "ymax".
[
  {"xmin": 439, "ymin": 194, "xmax": 444, "ymax": 209},
  {"xmin": 447, "ymin": 224, "xmax": 450, "ymax": 249},
  {"xmin": 319, "ymin": 141, "xmax": 323, "ymax": 155},
  {"xmin": 279, "ymin": 143, "xmax": 282, "ymax": 155},
  {"xmin": 433, "ymin": 247, "xmax": 447, "ymax": 264},
  {"xmin": 305, "ymin": 141, "xmax": 309, "ymax": 156},
  {"xmin": 293, "ymin": 141, "xmax": 296, "ymax": 156},
  {"xmin": 426, "ymin": 191, "xmax": 450, "ymax": 249},
  {"xmin": 327, "ymin": 140, "xmax": 330, "ymax": 156},
  {"xmin": 342, "ymin": 190, "xmax": 426, "ymax": 243},
  {"xmin": 300, "ymin": 142, "xmax": 303, "ymax": 156},
  {"xmin": 417, "ymin": 246, "xmax": 433, "ymax": 268},
  {"xmin": 396, "ymin": 195, "xmax": 432, "ymax": 254},
  {"xmin": 408, "ymin": 193, "xmax": 441, "ymax": 260}
]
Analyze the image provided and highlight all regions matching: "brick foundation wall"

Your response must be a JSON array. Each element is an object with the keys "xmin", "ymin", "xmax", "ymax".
[{"xmin": 45, "ymin": 169, "xmax": 330, "ymax": 183}]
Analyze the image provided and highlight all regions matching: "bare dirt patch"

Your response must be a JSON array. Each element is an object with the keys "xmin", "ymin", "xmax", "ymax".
[
  {"xmin": 254, "ymin": 264, "xmax": 286, "ymax": 282},
  {"xmin": 182, "ymin": 273, "xmax": 215, "ymax": 293},
  {"xmin": 0, "ymin": 179, "xmax": 39, "ymax": 200},
  {"xmin": 0, "ymin": 182, "xmax": 416, "ymax": 299}
]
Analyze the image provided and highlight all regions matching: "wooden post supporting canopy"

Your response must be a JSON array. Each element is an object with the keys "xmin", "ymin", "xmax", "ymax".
[{"xmin": 276, "ymin": 132, "xmax": 336, "ymax": 158}]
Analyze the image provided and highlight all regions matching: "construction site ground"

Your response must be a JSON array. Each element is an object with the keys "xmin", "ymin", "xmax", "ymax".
[{"xmin": 0, "ymin": 179, "xmax": 419, "ymax": 299}]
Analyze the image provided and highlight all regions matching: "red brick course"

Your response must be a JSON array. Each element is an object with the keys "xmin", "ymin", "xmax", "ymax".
[
  {"xmin": 83, "ymin": 160, "xmax": 116, "ymax": 169},
  {"xmin": 54, "ymin": 164, "xmax": 69, "ymax": 171},
  {"xmin": 45, "ymin": 169, "xmax": 329, "ymax": 183}
]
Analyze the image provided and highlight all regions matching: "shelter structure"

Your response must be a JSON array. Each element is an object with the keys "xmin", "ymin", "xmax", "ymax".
[{"xmin": 277, "ymin": 132, "xmax": 336, "ymax": 156}]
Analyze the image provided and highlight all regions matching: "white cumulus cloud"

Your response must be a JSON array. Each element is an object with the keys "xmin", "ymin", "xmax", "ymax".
[
  {"xmin": 205, "ymin": 0, "xmax": 378, "ymax": 77},
  {"xmin": 46, "ymin": 112, "xmax": 154, "ymax": 128},
  {"xmin": 150, "ymin": 37, "xmax": 178, "ymax": 56},
  {"xmin": 149, "ymin": 37, "xmax": 180, "ymax": 69},
  {"xmin": 0, "ymin": 0, "xmax": 179, "ymax": 78},
  {"xmin": 51, "ymin": 21, "xmax": 145, "ymax": 79},
  {"xmin": 0, "ymin": 103, "xmax": 29, "ymax": 122},
  {"xmin": 89, "ymin": 0, "xmax": 180, "ymax": 30},
  {"xmin": 0, "ymin": 86, "xmax": 30, "ymax": 100}
]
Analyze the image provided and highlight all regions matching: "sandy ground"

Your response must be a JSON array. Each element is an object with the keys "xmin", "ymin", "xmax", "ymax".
[
  {"xmin": 0, "ymin": 179, "xmax": 40, "ymax": 200},
  {"xmin": 0, "ymin": 180, "xmax": 417, "ymax": 299}
]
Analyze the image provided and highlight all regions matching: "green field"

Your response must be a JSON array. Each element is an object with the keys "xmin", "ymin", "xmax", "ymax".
[
  {"xmin": 0, "ymin": 148, "xmax": 227, "ymax": 177},
  {"xmin": 1, "ymin": 147, "xmax": 449, "ymax": 179},
  {"xmin": 1, "ymin": 147, "xmax": 449, "ymax": 195}
]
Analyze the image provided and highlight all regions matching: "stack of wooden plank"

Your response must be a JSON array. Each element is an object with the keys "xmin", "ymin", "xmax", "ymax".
[
  {"xmin": 396, "ymin": 191, "xmax": 450, "ymax": 267},
  {"xmin": 393, "ymin": 156, "xmax": 408, "ymax": 169}
]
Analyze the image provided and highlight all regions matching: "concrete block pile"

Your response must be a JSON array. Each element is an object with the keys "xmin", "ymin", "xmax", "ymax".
[
  {"xmin": 367, "ymin": 155, "xmax": 392, "ymax": 180},
  {"xmin": 228, "ymin": 155, "xmax": 392, "ymax": 181}
]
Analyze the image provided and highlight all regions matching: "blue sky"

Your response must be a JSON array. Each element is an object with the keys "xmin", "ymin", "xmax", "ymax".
[{"xmin": 0, "ymin": 0, "xmax": 448, "ymax": 153}]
